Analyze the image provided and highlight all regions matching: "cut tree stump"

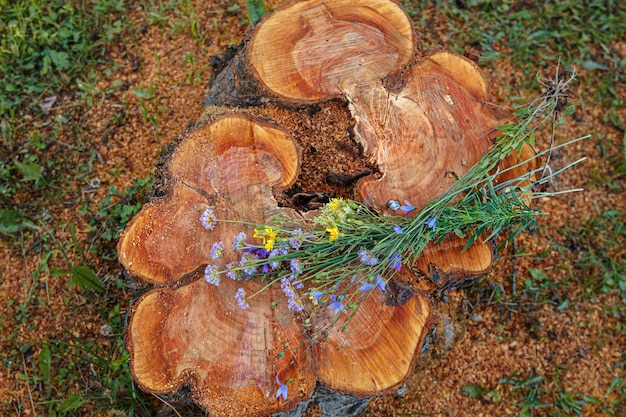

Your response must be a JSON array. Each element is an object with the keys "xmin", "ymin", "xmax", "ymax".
[{"xmin": 118, "ymin": 1, "xmax": 536, "ymax": 416}]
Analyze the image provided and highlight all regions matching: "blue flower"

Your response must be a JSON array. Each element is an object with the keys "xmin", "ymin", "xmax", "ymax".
[
  {"xmin": 200, "ymin": 208, "xmax": 217, "ymax": 230},
  {"xmin": 280, "ymin": 277, "xmax": 296, "ymax": 299},
  {"xmin": 239, "ymin": 252, "xmax": 260, "ymax": 277},
  {"xmin": 327, "ymin": 294, "xmax": 346, "ymax": 315},
  {"xmin": 309, "ymin": 290, "xmax": 324, "ymax": 306},
  {"xmin": 235, "ymin": 288, "xmax": 249, "ymax": 310},
  {"xmin": 358, "ymin": 248, "xmax": 379, "ymax": 266},
  {"xmin": 425, "ymin": 216, "xmax": 437, "ymax": 230},
  {"xmin": 210, "ymin": 241, "xmax": 224, "ymax": 260},
  {"xmin": 290, "ymin": 258, "xmax": 302, "ymax": 275},
  {"xmin": 225, "ymin": 262, "xmax": 239, "ymax": 280},
  {"xmin": 268, "ymin": 247, "xmax": 287, "ymax": 270},
  {"xmin": 393, "ymin": 224, "xmax": 404, "ymax": 234},
  {"xmin": 275, "ymin": 376, "xmax": 288, "ymax": 401},
  {"xmin": 232, "ymin": 232, "xmax": 247, "ymax": 250},
  {"xmin": 251, "ymin": 247, "xmax": 270, "ymax": 258},
  {"xmin": 388, "ymin": 252, "xmax": 402, "ymax": 272},
  {"xmin": 399, "ymin": 200, "xmax": 415, "ymax": 214},
  {"xmin": 287, "ymin": 296, "xmax": 304, "ymax": 312},
  {"xmin": 375, "ymin": 275, "xmax": 387, "ymax": 292},
  {"xmin": 203, "ymin": 264, "xmax": 220, "ymax": 286},
  {"xmin": 358, "ymin": 280, "xmax": 376, "ymax": 292},
  {"xmin": 289, "ymin": 228, "xmax": 305, "ymax": 250}
]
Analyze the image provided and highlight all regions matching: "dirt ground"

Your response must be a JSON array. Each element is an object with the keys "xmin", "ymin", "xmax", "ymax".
[{"xmin": 1, "ymin": 1, "xmax": 624, "ymax": 416}]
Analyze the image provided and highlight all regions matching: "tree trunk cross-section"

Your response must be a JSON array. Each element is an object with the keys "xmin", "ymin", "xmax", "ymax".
[{"xmin": 118, "ymin": 1, "xmax": 536, "ymax": 416}]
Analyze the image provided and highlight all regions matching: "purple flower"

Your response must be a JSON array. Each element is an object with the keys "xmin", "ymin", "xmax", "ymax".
[
  {"xmin": 393, "ymin": 224, "xmax": 404, "ymax": 234},
  {"xmin": 375, "ymin": 275, "xmax": 387, "ymax": 292},
  {"xmin": 399, "ymin": 200, "xmax": 415, "ymax": 214},
  {"xmin": 281, "ymin": 278, "xmax": 303, "ymax": 312},
  {"xmin": 232, "ymin": 232, "xmax": 247, "ymax": 250},
  {"xmin": 287, "ymin": 296, "xmax": 304, "ymax": 312},
  {"xmin": 225, "ymin": 262, "xmax": 240, "ymax": 280},
  {"xmin": 388, "ymin": 252, "xmax": 402, "ymax": 272},
  {"xmin": 358, "ymin": 248, "xmax": 379, "ymax": 266},
  {"xmin": 280, "ymin": 277, "xmax": 296, "ymax": 298},
  {"xmin": 327, "ymin": 294, "xmax": 346, "ymax": 316},
  {"xmin": 425, "ymin": 216, "xmax": 437, "ymax": 230},
  {"xmin": 290, "ymin": 258, "xmax": 302, "ymax": 275},
  {"xmin": 275, "ymin": 376, "xmax": 288, "ymax": 401},
  {"xmin": 204, "ymin": 264, "xmax": 220, "ymax": 286},
  {"xmin": 246, "ymin": 247, "xmax": 269, "ymax": 257},
  {"xmin": 210, "ymin": 241, "xmax": 224, "ymax": 260},
  {"xmin": 358, "ymin": 280, "xmax": 376, "ymax": 292},
  {"xmin": 239, "ymin": 252, "xmax": 259, "ymax": 277},
  {"xmin": 289, "ymin": 228, "xmax": 304, "ymax": 250},
  {"xmin": 200, "ymin": 208, "xmax": 217, "ymax": 230},
  {"xmin": 235, "ymin": 288, "xmax": 249, "ymax": 310},
  {"xmin": 268, "ymin": 247, "xmax": 286, "ymax": 269},
  {"xmin": 268, "ymin": 260, "xmax": 280, "ymax": 270},
  {"xmin": 309, "ymin": 290, "xmax": 324, "ymax": 306}
]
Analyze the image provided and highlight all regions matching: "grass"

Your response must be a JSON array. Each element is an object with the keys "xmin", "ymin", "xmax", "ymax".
[
  {"xmin": 462, "ymin": 367, "xmax": 625, "ymax": 417},
  {"xmin": 1, "ymin": 0, "xmax": 624, "ymax": 415},
  {"xmin": 402, "ymin": 0, "xmax": 626, "ymax": 106},
  {"xmin": 0, "ymin": 0, "xmax": 125, "ymax": 123}
]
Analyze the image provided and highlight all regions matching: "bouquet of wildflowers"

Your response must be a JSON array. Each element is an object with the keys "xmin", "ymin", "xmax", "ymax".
[{"xmin": 200, "ymin": 71, "xmax": 584, "ymax": 315}]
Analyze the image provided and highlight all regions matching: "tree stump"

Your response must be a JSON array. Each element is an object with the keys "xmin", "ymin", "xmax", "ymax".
[{"xmin": 118, "ymin": 1, "xmax": 535, "ymax": 416}]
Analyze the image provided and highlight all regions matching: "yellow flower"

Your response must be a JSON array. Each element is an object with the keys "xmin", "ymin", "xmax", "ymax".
[
  {"xmin": 326, "ymin": 226, "xmax": 339, "ymax": 242},
  {"xmin": 253, "ymin": 228, "xmax": 277, "ymax": 251},
  {"xmin": 329, "ymin": 198, "xmax": 341, "ymax": 211},
  {"xmin": 264, "ymin": 230, "xmax": 276, "ymax": 251}
]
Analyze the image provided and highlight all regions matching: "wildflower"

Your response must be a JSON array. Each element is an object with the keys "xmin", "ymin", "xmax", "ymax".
[
  {"xmin": 250, "ymin": 247, "xmax": 270, "ymax": 259},
  {"xmin": 210, "ymin": 241, "xmax": 224, "ymax": 260},
  {"xmin": 200, "ymin": 208, "xmax": 217, "ymax": 230},
  {"xmin": 326, "ymin": 226, "xmax": 339, "ymax": 242},
  {"xmin": 358, "ymin": 248, "xmax": 379, "ymax": 266},
  {"xmin": 425, "ymin": 216, "xmax": 437, "ymax": 230},
  {"xmin": 275, "ymin": 376, "xmax": 288, "ymax": 401},
  {"xmin": 239, "ymin": 252, "xmax": 259, "ymax": 277},
  {"xmin": 309, "ymin": 290, "xmax": 325, "ymax": 306},
  {"xmin": 393, "ymin": 224, "xmax": 404, "ymax": 234},
  {"xmin": 375, "ymin": 275, "xmax": 387, "ymax": 292},
  {"xmin": 254, "ymin": 227, "xmax": 277, "ymax": 251},
  {"xmin": 232, "ymin": 232, "xmax": 247, "ymax": 250},
  {"xmin": 327, "ymin": 294, "xmax": 346, "ymax": 315},
  {"xmin": 204, "ymin": 264, "xmax": 220, "ymax": 286},
  {"xmin": 329, "ymin": 198, "xmax": 341, "ymax": 211},
  {"xmin": 399, "ymin": 200, "xmax": 415, "ymax": 214},
  {"xmin": 281, "ymin": 278, "xmax": 303, "ymax": 312},
  {"xmin": 268, "ymin": 247, "xmax": 287, "ymax": 269},
  {"xmin": 290, "ymin": 258, "xmax": 302, "ymax": 275},
  {"xmin": 235, "ymin": 288, "xmax": 250, "ymax": 310},
  {"xmin": 289, "ymin": 228, "xmax": 305, "ymax": 250},
  {"xmin": 388, "ymin": 252, "xmax": 402, "ymax": 271},
  {"xmin": 287, "ymin": 295, "xmax": 304, "ymax": 312},
  {"xmin": 225, "ymin": 262, "xmax": 240, "ymax": 280},
  {"xmin": 358, "ymin": 280, "xmax": 375, "ymax": 292},
  {"xmin": 280, "ymin": 277, "xmax": 296, "ymax": 299}
]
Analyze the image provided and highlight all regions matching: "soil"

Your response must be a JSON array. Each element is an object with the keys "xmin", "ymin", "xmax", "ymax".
[{"xmin": 1, "ymin": 1, "xmax": 624, "ymax": 416}]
